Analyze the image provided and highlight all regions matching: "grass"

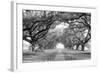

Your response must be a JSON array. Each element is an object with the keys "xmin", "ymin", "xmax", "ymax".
[{"xmin": 23, "ymin": 49, "xmax": 91, "ymax": 63}]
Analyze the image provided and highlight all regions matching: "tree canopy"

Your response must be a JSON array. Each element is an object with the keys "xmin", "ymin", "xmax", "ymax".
[{"xmin": 23, "ymin": 10, "xmax": 91, "ymax": 51}]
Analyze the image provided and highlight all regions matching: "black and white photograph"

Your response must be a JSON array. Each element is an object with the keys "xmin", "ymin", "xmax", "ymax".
[{"xmin": 22, "ymin": 10, "xmax": 91, "ymax": 63}]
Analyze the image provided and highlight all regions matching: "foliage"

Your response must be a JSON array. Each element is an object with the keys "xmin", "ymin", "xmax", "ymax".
[{"xmin": 23, "ymin": 10, "xmax": 91, "ymax": 51}]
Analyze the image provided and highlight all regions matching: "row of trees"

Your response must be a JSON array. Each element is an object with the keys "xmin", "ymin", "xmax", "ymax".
[{"xmin": 23, "ymin": 10, "xmax": 91, "ymax": 51}]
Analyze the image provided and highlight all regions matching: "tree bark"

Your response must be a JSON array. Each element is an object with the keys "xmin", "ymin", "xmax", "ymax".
[{"xmin": 81, "ymin": 44, "xmax": 85, "ymax": 51}]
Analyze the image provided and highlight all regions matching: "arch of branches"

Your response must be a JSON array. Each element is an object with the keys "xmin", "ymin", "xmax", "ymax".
[{"xmin": 23, "ymin": 10, "xmax": 91, "ymax": 51}]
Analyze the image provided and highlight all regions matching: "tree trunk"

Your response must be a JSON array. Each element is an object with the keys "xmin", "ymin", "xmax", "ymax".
[
  {"xmin": 81, "ymin": 44, "xmax": 85, "ymax": 51},
  {"xmin": 31, "ymin": 42, "xmax": 35, "ymax": 52},
  {"xmin": 76, "ymin": 44, "xmax": 79, "ymax": 50}
]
